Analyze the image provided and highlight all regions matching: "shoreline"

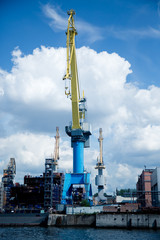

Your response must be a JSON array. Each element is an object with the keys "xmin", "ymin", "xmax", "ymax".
[
  {"xmin": 48, "ymin": 212, "xmax": 160, "ymax": 229},
  {"xmin": 0, "ymin": 212, "xmax": 160, "ymax": 229}
]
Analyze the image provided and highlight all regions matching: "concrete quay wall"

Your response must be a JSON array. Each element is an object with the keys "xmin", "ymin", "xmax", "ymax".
[
  {"xmin": 48, "ymin": 214, "xmax": 96, "ymax": 226},
  {"xmin": 48, "ymin": 213, "xmax": 160, "ymax": 229},
  {"xmin": 96, "ymin": 213, "xmax": 160, "ymax": 229}
]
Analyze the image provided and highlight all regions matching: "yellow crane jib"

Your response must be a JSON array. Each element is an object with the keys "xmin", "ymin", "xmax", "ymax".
[{"xmin": 63, "ymin": 9, "xmax": 81, "ymax": 130}]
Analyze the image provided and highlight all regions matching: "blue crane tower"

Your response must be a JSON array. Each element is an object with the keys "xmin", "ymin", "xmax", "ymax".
[{"xmin": 61, "ymin": 10, "xmax": 92, "ymax": 205}]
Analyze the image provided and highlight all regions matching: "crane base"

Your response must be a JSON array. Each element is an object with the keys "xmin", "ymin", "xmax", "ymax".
[{"xmin": 61, "ymin": 172, "xmax": 92, "ymax": 205}]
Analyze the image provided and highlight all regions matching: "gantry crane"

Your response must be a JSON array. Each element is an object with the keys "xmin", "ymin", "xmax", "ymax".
[{"xmin": 61, "ymin": 10, "xmax": 92, "ymax": 205}]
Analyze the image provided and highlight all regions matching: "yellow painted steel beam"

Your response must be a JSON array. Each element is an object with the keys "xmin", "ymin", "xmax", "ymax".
[{"xmin": 63, "ymin": 10, "xmax": 81, "ymax": 129}]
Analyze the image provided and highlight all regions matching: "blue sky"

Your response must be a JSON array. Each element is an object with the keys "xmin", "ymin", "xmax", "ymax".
[
  {"xmin": 1, "ymin": 0, "xmax": 160, "ymax": 193},
  {"xmin": 1, "ymin": 0, "xmax": 160, "ymax": 88}
]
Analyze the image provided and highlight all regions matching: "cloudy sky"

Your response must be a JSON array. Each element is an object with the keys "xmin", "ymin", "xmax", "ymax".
[{"xmin": 0, "ymin": 0, "xmax": 160, "ymax": 194}]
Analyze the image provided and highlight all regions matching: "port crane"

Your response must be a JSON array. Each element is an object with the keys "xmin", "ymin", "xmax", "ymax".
[
  {"xmin": 53, "ymin": 127, "xmax": 60, "ymax": 172},
  {"xmin": 95, "ymin": 128, "xmax": 106, "ymax": 201},
  {"xmin": 61, "ymin": 10, "xmax": 92, "ymax": 205}
]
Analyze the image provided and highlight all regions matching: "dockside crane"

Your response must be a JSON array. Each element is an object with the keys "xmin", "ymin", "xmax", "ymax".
[
  {"xmin": 53, "ymin": 127, "xmax": 60, "ymax": 172},
  {"xmin": 95, "ymin": 128, "xmax": 106, "ymax": 201},
  {"xmin": 61, "ymin": 10, "xmax": 92, "ymax": 205}
]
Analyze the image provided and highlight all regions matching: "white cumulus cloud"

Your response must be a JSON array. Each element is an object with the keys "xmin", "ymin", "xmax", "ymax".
[{"xmin": 0, "ymin": 46, "xmax": 160, "ymax": 192}]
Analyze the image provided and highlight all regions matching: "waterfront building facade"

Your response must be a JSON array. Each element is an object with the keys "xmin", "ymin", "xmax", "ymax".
[
  {"xmin": 151, "ymin": 167, "xmax": 160, "ymax": 207},
  {"xmin": 136, "ymin": 169, "xmax": 154, "ymax": 207},
  {"xmin": 10, "ymin": 175, "xmax": 45, "ymax": 209}
]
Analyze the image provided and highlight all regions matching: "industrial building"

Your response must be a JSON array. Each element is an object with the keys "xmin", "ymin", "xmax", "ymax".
[
  {"xmin": 10, "ymin": 169, "xmax": 64, "ymax": 210},
  {"xmin": 0, "ymin": 127, "xmax": 64, "ymax": 211},
  {"xmin": 11, "ymin": 127, "xmax": 63, "ymax": 210},
  {"xmin": 10, "ymin": 175, "xmax": 45, "ymax": 209},
  {"xmin": 151, "ymin": 167, "xmax": 160, "ymax": 207},
  {"xmin": 44, "ymin": 158, "xmax": 64, "ymax": 210},
  {"xmin": 136, "ymin": 168, "xmax": 154, "ymax": 207},
  {"xmin": 24, "ymin": 174, "xmax": 44, "ymax": 187}
]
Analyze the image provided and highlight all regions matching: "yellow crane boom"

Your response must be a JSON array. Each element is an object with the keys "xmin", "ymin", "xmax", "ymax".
[{"xmin": 63, "ymin": 10, "xmax": 81, "ymax": 130}]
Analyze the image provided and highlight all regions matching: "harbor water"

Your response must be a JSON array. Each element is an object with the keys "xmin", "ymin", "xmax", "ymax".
[{"xmin": 0, "ymin": 227, "xmax": 160, "ymax": 240}]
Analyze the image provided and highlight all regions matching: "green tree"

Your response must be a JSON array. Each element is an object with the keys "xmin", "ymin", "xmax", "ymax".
[{"xmin": 81, "ymin": 199, "xmax": 90, "ymax": 207}]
